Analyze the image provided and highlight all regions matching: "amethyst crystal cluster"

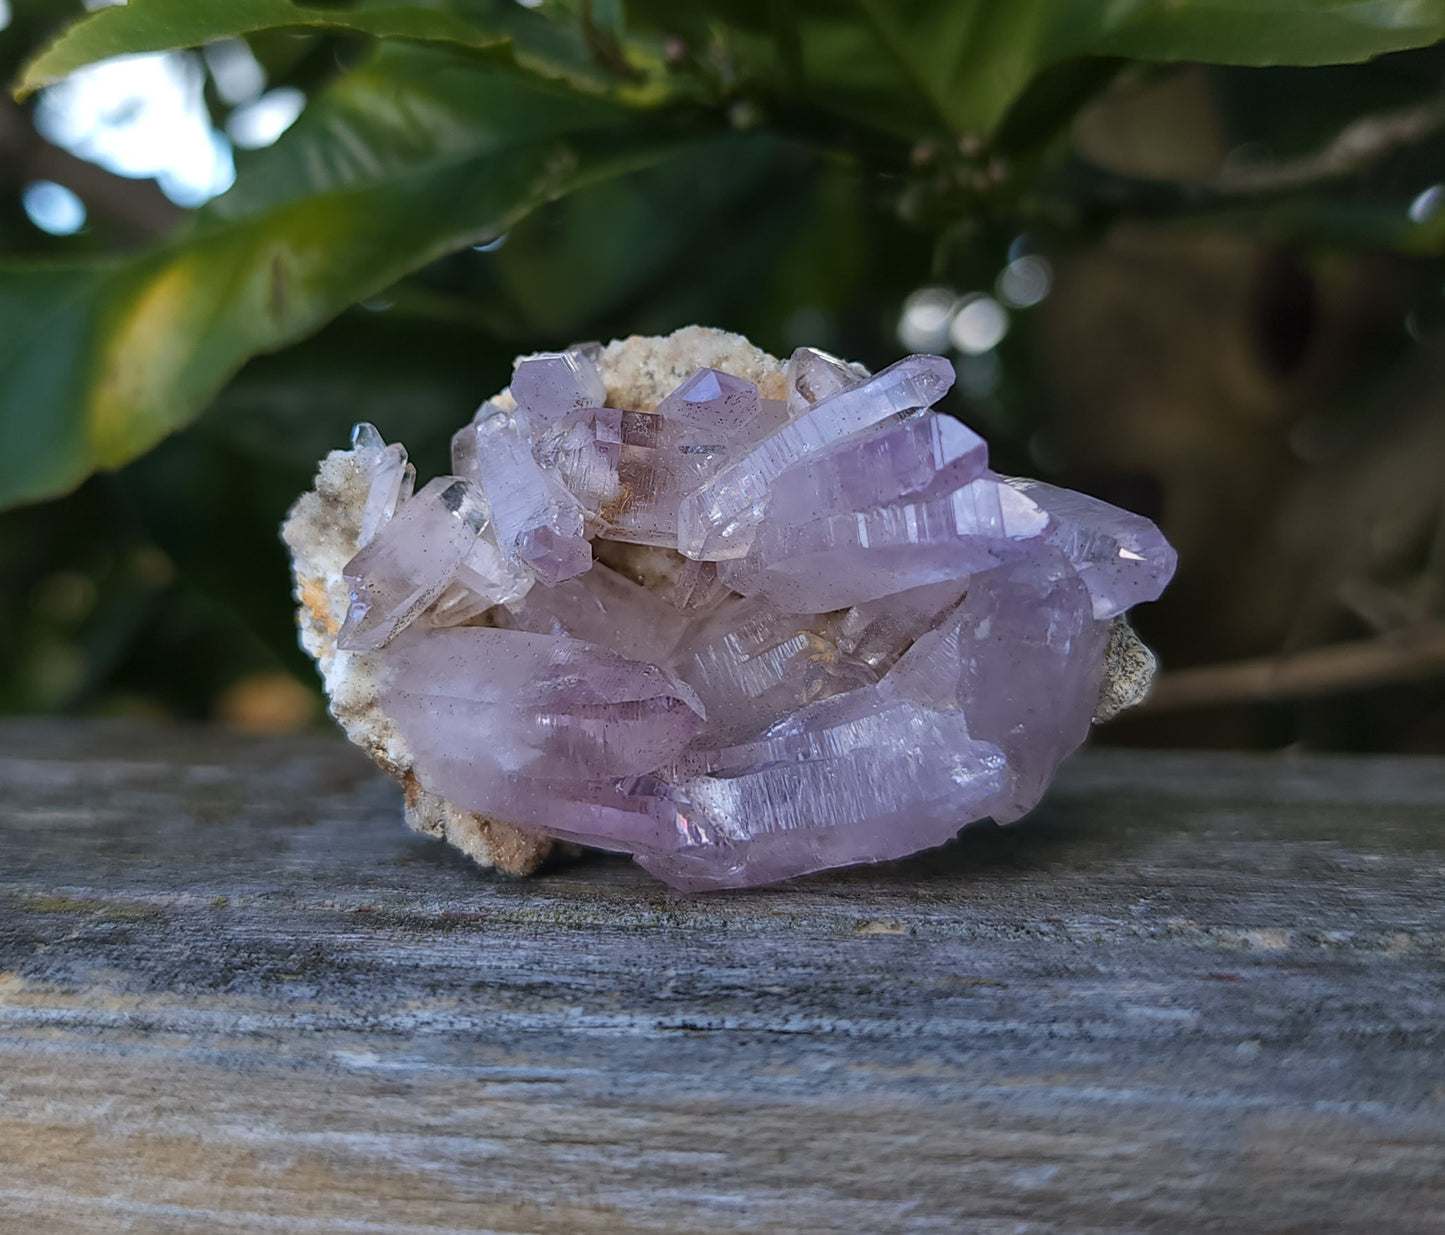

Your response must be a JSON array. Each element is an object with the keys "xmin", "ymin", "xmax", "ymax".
[{"xmin": 291, "ymin": 336, "xmax": 1175, "ymax": 890}]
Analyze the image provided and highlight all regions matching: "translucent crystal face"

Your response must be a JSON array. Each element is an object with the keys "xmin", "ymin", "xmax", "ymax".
[{"xmin": 325, "ymin": 345, "xmax": 1177, "ymax": 889}]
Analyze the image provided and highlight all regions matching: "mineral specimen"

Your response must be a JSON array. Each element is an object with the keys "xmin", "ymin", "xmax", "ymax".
[{"xmin": 284, "ymin": 326, "xmax": 1176, "ymax": 890}]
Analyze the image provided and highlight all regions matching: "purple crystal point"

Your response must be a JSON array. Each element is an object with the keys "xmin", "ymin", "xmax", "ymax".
[
  {"xmin": 653, "ymin": 368, "xmax": 766, "ymax": 443},
  {"xmin": 635, "ymin": 697, "xmax": 1007, "ymax": 890},
  {"xmin": 785, "ymin": 346, "xmax": 868, "ymax": 414},
  {"xmin": 766, "ymin": 411, "xmax": 988, "ymax": 527},
  {"xmin": 337, "ymin": 476, "xmax": 488, "ymax": 651},
  {"xmin": 377, "ymin": 626, "xmax": 705, "ymax": 831},
  {"xmin": 720, "ymin": 473, "xmax": 1048, "ymax": 613},
  {"xmin": 381, "ymin": 626, "xmax": 704, "ymax": 778},
  {"xmin": 453, "ymin": 406, "xmax": 591, "ymax": 584},
  {"xmin": 886, "ymin": 553, "xmax": 1108, "ymax": 821},
  {"xmin": 677, "ymin": 353, "xmax": 956, "ymax": 560},
  {"xmin": 1006, "ymin": 478, "xmax": 1178, "ymax": 618},
  {"xmin": 510, "ymin": 348, "xmax": 606, "ymax": 428}
]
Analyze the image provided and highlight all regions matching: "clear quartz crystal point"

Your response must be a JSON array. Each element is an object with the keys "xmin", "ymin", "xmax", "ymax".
[
  {"xmin": 510, "ymin": 348, "xmax": 607, "ymax": 429},
  {"xmin": 351, "ymin": 422, "xmax": 384, "ymax": 452},
  {"xmin": 427, "ymin": 529, "xmax": 535, "ymax": 628},
  {"xmin": 337, "ymin": 476, "xmax": 489, "ymax": 651},
  {"xmin": 785, "ymin": 346, "xmax": 869, "ymax": 414},
  {"xmin": 544, "ymin": 406, "xmax": 735, "ymax": 547},
  {"xmin": 677, "ymin": 353, "xmax": 956, "ymax": 560},
  {"xmin": 308, "ymin": 346, "xmax": 1178, "ymax": 891},
  {"xmin": 350, "ymin": 422, "xmax": 414, "ymax": 548},
  {"xmin": 453, "ymin": 405, "xmax": 591, "ymax": 583}
]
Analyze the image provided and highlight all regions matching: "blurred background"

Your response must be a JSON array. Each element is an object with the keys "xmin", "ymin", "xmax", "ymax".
[{"xmin": 2, "ymin": 0, "xmax": 1445, "ymax": 751}]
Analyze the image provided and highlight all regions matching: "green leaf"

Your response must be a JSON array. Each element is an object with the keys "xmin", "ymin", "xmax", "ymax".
[
  {"xmin": 1091, "ymin": 0, "xmax": 1445, "ymax": 66},
  {"xmin": 13, "ymin": 0, "xmax": 682, "ymax": 102},
  {"xmin": 0, "ymin": 51, "xmax": 680, "ymax": 509},
  {"xmin": 207, "ymin": 45, "xmax": 630, "ymax": 219},
  {"xmin": 809, "ymin": 0, "xmax": 1445, "ymax": 139},
  {"xmin": 13, "ymin": 0, "xmax": 507, "ymax": 98}
]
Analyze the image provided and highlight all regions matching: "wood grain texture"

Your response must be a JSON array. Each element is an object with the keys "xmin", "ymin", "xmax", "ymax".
[{"xmin": 0, "ymin": 720, "xmax": 1442, "ymax": 1233}]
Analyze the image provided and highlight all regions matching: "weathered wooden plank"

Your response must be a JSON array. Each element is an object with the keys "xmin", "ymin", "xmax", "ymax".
[{"xmin": 0, "ymin": 720, "xmax": 1442, "ymax": 1233}]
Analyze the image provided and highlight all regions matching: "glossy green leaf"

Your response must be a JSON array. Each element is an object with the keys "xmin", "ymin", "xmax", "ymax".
[
  {"xmin": 11, "ymin": 0, "xmax": 682, "ymax": 101},
  {"xmin": 864, "ymin": 0, "xmax": 1445, "ymax": 137},
  {"xmin": 0, "ymin": 54, "xmax": 678, "ymax": 508},
  {"xmin": 208, "ymin": 46, "xmax": 629, "ymax": 219},
  {"xmin": 13, "ymin": 0, "xmax": 507, "ymax": 98},
  {"xmin": 790, "ymin": 0, "xmax": 1445, "ymax": 139}
]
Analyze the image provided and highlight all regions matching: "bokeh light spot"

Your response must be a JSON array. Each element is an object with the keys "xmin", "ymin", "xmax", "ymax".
[
  {"xmin": 949, "ymin": 294, "xmax": 1009, "ymax": 355},
  {"xmin": 996, "ymin": 255, "xmax": 1052, "ymax": 309},
  {"xmin": 1408, "ymin": 184, "xmax": 1445, "ymax": 224},
  {"xmin": 227, "ymin": 87, "xmax": 305, "ymax": 150},
  {"xmin": 204, "ymin": 38, "xmax": 266, "ymax": 107},
  {"xmin": 898, "ymin": 286, "xmax": 956, "ymax": 351},
  {"xmin": 22, "ymin": 181, "xmax": 87, "ymax": 236},
  {"xmin": 35, "ymin": 52, "xmax": 235, "ymax": 207}
]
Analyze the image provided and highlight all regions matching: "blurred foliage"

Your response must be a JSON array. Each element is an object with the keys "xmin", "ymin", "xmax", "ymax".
[{"xmin": 2, "ymin": 0, "xmax": 1445, "ymax": 747}]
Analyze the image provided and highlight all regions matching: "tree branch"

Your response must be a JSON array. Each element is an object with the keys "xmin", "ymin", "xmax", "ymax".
[
  {"xmin": 1145, "ymin": 624, "xmax": 1445, "ymax": 712},
  {"xmin": 1212, "ymin": 97, "xmax": 1445, "ymax": 197}
]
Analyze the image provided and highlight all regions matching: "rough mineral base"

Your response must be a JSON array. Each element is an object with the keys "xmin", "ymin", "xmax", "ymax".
[{"xmin": 284, "ymin": 328, "xmax": 1175, "ymax": 890}]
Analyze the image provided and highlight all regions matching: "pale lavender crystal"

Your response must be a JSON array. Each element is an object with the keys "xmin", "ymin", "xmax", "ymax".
[
  {"xmin": 337, "ymin": 476, "xmax": 488, "ymax": 651},
  {"xmin": 452, "ymin": 405, "xmax": 591, "ymax": 583},
  {"xmin": 351, "ymin": 422, "xmax": 416, "ymax": 547},
  {"xmin": 379, "ymin": 625, "xmax": 705, "ymax": 810},
  {"xmin": 668, "ymin": 596, "xmax": 876, "ymax": 743},
  {"xmin": 382, "ymin": 626, "xmax": 704, "ymax": 777},
  {"xmin": 544, "ymin": 406, "xmax": 732, "ymax": 547},
  {"xmin": 511, "ymin": 561, "xmax": 688, "ymax": 663},
  {"xmin": 322, "ymin": 346, "xmax": 1177, "ymax": 892},
  {"xmin": 785, "ymin": 346, "xmax": 868, "ymax": 414},
  {"xmin": 720, "ymin": 473, "xmax": 1048, "ymax": 613},
  {"xmin": 633, "ymin": 697, "xmax": 1007, "ymax": 891},
  {"xmin": 885, "ymin": 553, "xmax": 1108, "ymax": 821},
  {"xmin": 677, "ymin": 353, "xmax": 956, "ymax": 560},
  {"xmin": 1005, "ymin": 478, "xmax": 1178, "ymax": 618},
  {"xmin": 766, "ymin": 411, "xmax": 988, "ymax": 526},
  {"xmin": 510, "ymin": 348, "xmax": 606, "ymax": 428},
  {"xmin": 836, "ymin": 580, "xmax": 969, "ymax": 669},
  {"xmin": 671, "ymin": 557, "xmax": 728, "ymax": 614},
  {"xmin": 653, "ymin": 368, "xmax": 775, "ymax": 444},
  {"xmin": 426, "ymin": 531, "xmax": 534, "ymax": 628},
  {"xmin": 533, "ymin": 407, "xmax": 620, "ymax": 516}
]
